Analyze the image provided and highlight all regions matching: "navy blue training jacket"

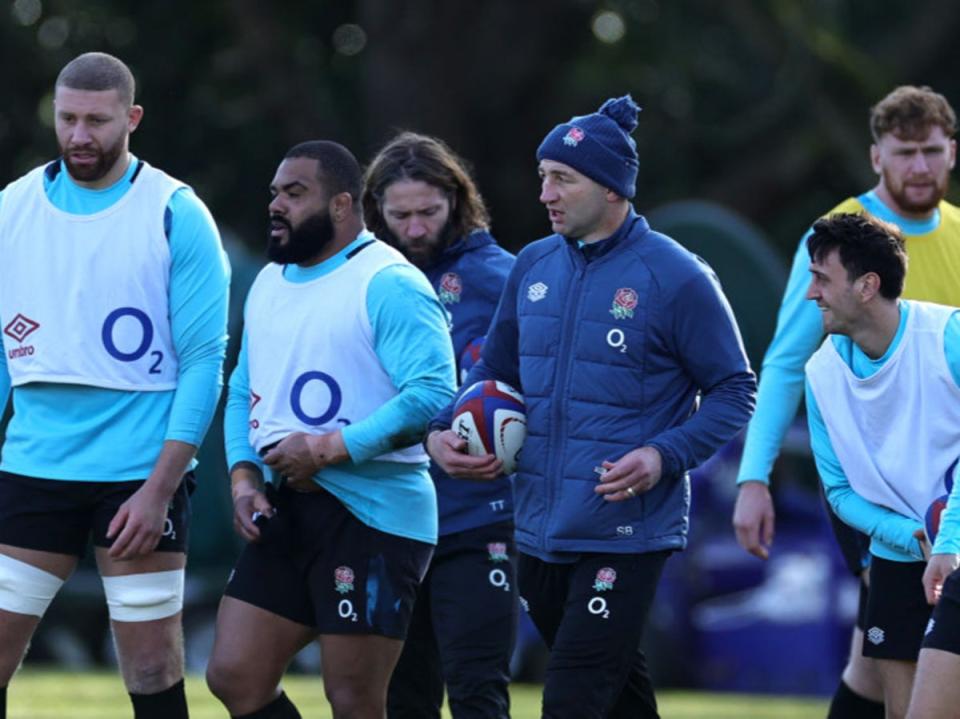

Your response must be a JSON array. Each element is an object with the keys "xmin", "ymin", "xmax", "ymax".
[
  {"xmin": 423, "ymin": 230, "xmax": 516, "ymax": 535},
  {"xmin": 433, "ymin": 210, "xmax": 756, "ymax": 560}
]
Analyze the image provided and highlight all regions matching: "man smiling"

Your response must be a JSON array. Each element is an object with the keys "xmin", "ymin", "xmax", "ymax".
[
  {"xmin": 805, "ymin": 212, "xmax": 960, "ymax": 719},
  {"xmin": 734, "ymin": 85, "xmax": 960, "ymax": 719}
]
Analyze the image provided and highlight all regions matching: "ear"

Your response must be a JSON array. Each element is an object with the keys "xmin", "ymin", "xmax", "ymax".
[
  {"xmin": 605, "ymin": 189, "xmax": 622, "ymax": 203},
  {"xmin": 950, "ymin": 138, "xmax": 957, "ymax": 171},
  {"xmin": 869, "ymin": 143, "xmax": 882, "ymax": 175},
  {"xmin": 329, "ymin": 192, "xmax": 353, "ymax": 222},
  {"xmin": 128, "ymin": 105, "xmax": 144, "ymax": 133},
  {"xmin": 859, "ymin": 271, "xmax": 882, "ymax": 302}
]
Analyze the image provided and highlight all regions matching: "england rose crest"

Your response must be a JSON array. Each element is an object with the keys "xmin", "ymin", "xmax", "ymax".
[
  {"xmin": 610, "ymin": 288, "xmax": 638, "ymax": 320},
  {"xmin": 593, "ymin": 567, "xmax": 617, "ymax": 592},
  {"xmin": 563, "ymin": 127, "xmax": 585, "ymax": 147},
  {"xmin": 334, "ymin": 566, "xmax": 355, "ymax": 594},
  {"xmin": 487, "ymin": 542, "xmax": 508, "ymax": 562},
  {"xmin": 438, "ymin": 272, "xmax": 462, "ymax": 305}
]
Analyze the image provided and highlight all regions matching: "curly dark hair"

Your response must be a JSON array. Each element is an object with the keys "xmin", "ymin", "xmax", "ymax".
[{"xmin": 807, "ymin": 213, "xmax": 907, "ymax": 300}]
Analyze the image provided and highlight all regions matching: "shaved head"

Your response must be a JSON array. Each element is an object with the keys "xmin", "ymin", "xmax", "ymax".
[{"xmin": 56, "ymin": 52, "xmax": 136, "ymax": 107}]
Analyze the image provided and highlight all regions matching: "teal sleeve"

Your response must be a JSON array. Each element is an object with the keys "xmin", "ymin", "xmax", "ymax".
[
  {"xmin": 0, "ymin": 190, "xmax": 7, "ymax": 413},
  {"xmin": 165, "ymin": 188, "xmax": 231, "ymax": 446},
  {"xmin": 0, "ymin": 189, "xmax": 8, "ymax": 411},
  {"xmin": 931, "ymin": 311, "xmax": 960, "ymax": 553},
  {"xmin": 223, "ymin": 330, "xmax": 262, "ymax": 471},
  {"xmin": 806, "ymin": 379, "xmax": 924, "ymax": 559},
  {"xmin": 340, "ymin": 264, "xmax": 457, "ymax": 463},
  {"xmin": 0, "ymin": 336, "xmax": 8, "ymax": 417},
  {"xmin": 944, "ymin": 311, "xmax": 960, "ymax": 386},
  {"xmin": 737, "ymin": 231, "xmax": 824, "ymax": 484}
]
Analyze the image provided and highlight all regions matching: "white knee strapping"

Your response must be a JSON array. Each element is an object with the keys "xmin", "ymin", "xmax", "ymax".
[
  {"xmin": 101, "ymin": 569, "xmax": 184, "ymax": 622},
  {"xmin": 0, "ymin": 554, "xmax": 64, "ymax": 617}
]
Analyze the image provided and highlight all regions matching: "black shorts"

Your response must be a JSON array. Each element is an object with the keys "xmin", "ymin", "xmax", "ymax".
[
  {"xmin": 922, "ymin": 569, "xmax": 960, "ymax": 655},
  {"xmin": 856, "ymin": 576, "xmax": 869, "ymax": 631},
  {"xmin": 224, "ymin": 484, "xmax": 433, "ymax": 639},
  {"xmin": 862, "ymin": 556, "xmax": 931, "ymax": 661},
  {"xmin": 0, "ymin": 470, "xmax": 194, "ymax": 556}
]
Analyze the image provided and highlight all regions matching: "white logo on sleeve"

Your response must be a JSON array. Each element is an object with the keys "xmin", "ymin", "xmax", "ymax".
[
  {"xmin": 866, "ymin": 626, "xmax": 885, "ymax": 645},
  {"xmin": 527, "ymin": 282, "xmax": 548, "ymax": 302}
]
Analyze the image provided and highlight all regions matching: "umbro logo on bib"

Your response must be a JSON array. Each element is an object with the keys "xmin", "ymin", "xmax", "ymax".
[
  {"xmin": 4, "ymin": 313, "xmax": 39, "ymax": 343},
  {"xmin": 4, "ymin": 313, "xmax": 39, "ymax": 360}
]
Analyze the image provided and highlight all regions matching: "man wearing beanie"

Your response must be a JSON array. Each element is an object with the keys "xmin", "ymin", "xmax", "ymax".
[{"xmin": 426, "ymin": 95, "xmax": 756, "ymax": 718}]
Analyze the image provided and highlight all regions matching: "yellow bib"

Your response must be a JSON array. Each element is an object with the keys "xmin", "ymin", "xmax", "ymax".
[{"xmin": 828, "ymin": 198, "xmax": 960, "ymax": 306}]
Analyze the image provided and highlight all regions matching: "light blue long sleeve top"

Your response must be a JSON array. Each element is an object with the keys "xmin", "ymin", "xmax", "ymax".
[
  {"xmin": 224, "ymin": 235, "xmax": 456, "ymax": 544},
  {"xmin": 0, "ymin": 156, "xmax": 230, "ymax": 480},
  {"xmin": 738, "ymin": 191, "xmax": 942, "ymax": 484},
  {"xmin": 806, "ymin": 302, "xmax": 960, "ymax": 562}
]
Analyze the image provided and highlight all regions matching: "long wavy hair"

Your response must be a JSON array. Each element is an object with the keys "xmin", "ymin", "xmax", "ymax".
[{"xmin": 363, "ymin": 132, "xmax": 490, "ymax": 241}]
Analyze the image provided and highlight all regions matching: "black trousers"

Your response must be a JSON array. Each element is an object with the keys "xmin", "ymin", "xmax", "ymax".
[
  {"xmin": 388, "ymin": 521, "xmax": 517, "ymax": 719},
  {"xmin": 518, "ymin": 550, "xmax": 669, "ymax": 719}
]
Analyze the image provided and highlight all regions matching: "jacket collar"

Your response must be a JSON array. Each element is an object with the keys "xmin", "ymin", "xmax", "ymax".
[{"xmin": 568, "ymin": 208, "xmax": 649, "ymax": 262}]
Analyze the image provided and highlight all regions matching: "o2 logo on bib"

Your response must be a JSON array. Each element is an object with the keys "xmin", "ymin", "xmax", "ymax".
[
  {"xmin": 290, "ymin": 371, "xmax": 350, "ymax": 426},
  {"xmin": 101, "ymin": 307, "xmax": 164, "ymax": 374}
]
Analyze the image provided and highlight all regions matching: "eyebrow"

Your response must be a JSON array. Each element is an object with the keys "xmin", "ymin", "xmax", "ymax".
[
  {"xmin": 270, "ymin": 180, "xmax": 310, "ymax": 193},
  {"xmin": 540, "ymin": 168, "xmax": 574, "ymax": 179},
  {"xmin": 386, "ymin": 203, "xmax": 443, "ymax": 213}
]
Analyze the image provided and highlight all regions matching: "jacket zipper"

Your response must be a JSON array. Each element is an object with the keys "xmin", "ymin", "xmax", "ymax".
[{"xmin": 540, "ymin": 250, "xmax": 587, "ymax": 553}]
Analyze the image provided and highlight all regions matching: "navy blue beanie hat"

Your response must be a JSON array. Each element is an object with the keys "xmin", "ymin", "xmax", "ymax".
[{"xmin": 536, "ymin": 95, "xmax": 641, "ymax": 198}]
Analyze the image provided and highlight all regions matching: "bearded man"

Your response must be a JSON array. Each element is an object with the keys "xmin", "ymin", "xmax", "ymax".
[{"xmin": 206, "ymin": 140, "xmax": 456, "ymax": 719}]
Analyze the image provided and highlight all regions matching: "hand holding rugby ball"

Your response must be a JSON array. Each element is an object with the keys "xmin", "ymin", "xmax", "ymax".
[{"xmin": 451, "ymin": 380, "xmax": 526, "ymax": 474}]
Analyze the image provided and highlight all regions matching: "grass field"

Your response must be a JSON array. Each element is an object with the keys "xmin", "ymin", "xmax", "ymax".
[{"xmin": 9, "ymin": 669, "xmax": 829, "ymax": 718}]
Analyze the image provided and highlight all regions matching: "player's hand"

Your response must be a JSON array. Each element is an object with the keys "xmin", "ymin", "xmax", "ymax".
[
  {"xmin": 106, "ymin": 484, "xmax": 170, "ymax": 560},
  {"xmin": 232, "ymin": 488, "xmax": 274, "ymax": 543},
  {"xmin": 426, "ymin": 429, "xmax": 502, "ymax": 481},
  {"xmin": 594, "ymin": 446, "xmax": 662, "ymax": 502},
  {"xmin": 733, "ymin": 481, "xmax": 776, "ymax": 560},
  {"xmin": 263, "ymin": 431, "xmax": 348, "ymax": 490},
  {"xmin": 922, "ymin": 553, "xmax": 960, "ymax": 605}
]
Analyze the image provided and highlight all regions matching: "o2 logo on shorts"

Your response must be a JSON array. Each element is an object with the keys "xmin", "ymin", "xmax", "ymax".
[
  {"xmin": 488, "ymin": 567, "xmax": 511, "ymax": 592},
  {"xmin": 334, "ymin": 566, "xmax": 358, "ymax": 622},
  {"xmin": 162, "ymin": 499, "xmax": 177, "ymax": 541},
  {"xmin": 290, "ymin": 371, "xmax": 350, "ymax": 426},
  {"xmin": 101, "ymin": 307, "xmax": 164, "ymax": 374},
  {"xmin": 338, "ymin": 599, "xmax": 358, "ymax": 623}
]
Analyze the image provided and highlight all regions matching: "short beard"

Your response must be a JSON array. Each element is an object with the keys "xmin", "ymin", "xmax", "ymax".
[
  {"xmin": 883, "ymin": 167, "xmax": 949, "ymax": 215},
  {"xmin": 267, "ymin": 210, "xmax": 335, "ymax": 265},
  {"xmin": 62, "ymin": 139, "xmax": 125, "ymax": 184},
  {"xmin": 380, "ymin": 219, "xmax": 459, "ymax": 269}
]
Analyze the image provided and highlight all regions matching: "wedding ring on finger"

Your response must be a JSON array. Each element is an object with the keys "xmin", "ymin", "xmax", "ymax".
[{"xmin": 626, "ymin": 486, "xmax": 636, "ymax": 498}]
